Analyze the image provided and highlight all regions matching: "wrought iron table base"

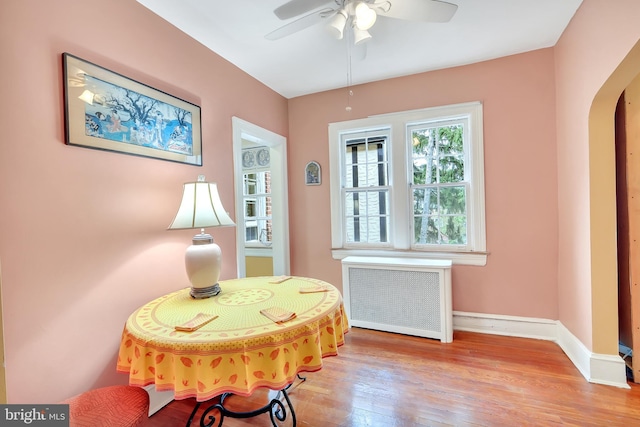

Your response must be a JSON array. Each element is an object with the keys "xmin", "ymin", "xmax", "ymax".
[{"xmin": 187, "ymin": 375, "xmax": 306, "ymax": 427}]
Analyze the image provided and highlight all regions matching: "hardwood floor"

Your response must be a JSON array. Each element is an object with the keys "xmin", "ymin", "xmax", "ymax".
[{"xmin": 147, "ymin": 327, "xmax": 640, "ymax": 426}]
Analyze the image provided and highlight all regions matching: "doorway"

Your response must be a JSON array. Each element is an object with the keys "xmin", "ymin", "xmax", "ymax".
[
  {"xmin": 616, "ymin": 73, "xmax": 640, "ymax": 383},
  {"xmin": 232, "ymin": 117, "xmax": 290, "ymax": 278}
]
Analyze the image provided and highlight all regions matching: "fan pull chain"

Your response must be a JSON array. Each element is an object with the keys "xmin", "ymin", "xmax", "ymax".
[{"xmin": 345, "ymin": 22, "xmax": 354, "ymax": 112}]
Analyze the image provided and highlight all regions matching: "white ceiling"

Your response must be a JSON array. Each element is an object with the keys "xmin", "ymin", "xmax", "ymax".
[{"xmin": 136, "ymin": 0, "xmax": 583, "ymax": 99}]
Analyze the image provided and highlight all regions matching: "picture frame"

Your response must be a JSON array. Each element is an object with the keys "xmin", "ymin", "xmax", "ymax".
[
  {"xmin": 62, "ymin": 53, "xmax": 202, "ymax": 166},
  {"xmin": 305, "ymin": 161, "xmax": 321, "ymax": 185}
]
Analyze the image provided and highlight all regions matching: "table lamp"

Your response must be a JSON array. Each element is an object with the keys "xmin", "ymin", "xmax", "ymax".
[{"xmin": 168, "ymin": 175, "xmax": 235, "ymax": 298}]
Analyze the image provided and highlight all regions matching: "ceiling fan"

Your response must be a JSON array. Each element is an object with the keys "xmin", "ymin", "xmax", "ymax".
[{"xmin": 265, "ymin": 0, "xmax": 458, "ymax": 43}]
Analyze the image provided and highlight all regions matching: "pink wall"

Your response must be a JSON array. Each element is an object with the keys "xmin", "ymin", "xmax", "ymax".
[
  {"xmin": 288, "ymin": 49, "xmax": 560, "ymax": 320},
  {"xmin": 0, "ymin": 0, "xmax": 287, "ymax": 402},
  {"xmin": 3, "ymin": 0, "xmax": 638, "ymax": 405},
  {"xmin": 555, "ymin": 0, "xmax": 640, "ymax": 352}
]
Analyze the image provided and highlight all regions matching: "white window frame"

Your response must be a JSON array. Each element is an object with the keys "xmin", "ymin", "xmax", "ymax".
[
  {"xmin": 329, "ymin": 102, "xmax": 487, "ymax": 266},
  {"xmin": 341, "ymin": 128, "xmax": 392, "ymax": 248}
]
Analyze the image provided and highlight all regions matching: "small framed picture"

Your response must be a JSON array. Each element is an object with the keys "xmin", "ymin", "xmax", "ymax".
[{"xmin": 305, "ymin": 161, "xmax": 321, "ymax": 185}]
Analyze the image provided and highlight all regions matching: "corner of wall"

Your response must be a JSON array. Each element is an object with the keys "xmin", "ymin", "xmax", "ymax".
[
  {"xmin": 556, "ymin": 321, "xmax": 629, "ymax": 388},
  {"xmin": 453, "ymin": 312, "xmax": 629, "ymax": 388}
]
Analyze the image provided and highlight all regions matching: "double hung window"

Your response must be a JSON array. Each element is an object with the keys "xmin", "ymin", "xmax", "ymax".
[
  {"xmin": 343, "ymin": 130, "xmax": 390, "ymax": 245},
  {"xmin": 329, "ymin": 102, "xmax": 486, "ymax": 265}
]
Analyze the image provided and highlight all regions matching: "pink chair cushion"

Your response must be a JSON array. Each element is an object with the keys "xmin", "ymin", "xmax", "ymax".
[{"xmin": 62, "ymin": 385, "xmax": 149, "ymax": 427}]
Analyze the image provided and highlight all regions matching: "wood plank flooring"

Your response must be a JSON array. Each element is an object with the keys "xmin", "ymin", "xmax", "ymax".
[{"xmin": 146, "ymin": 327, "xmax": 640, "ymax": 426}]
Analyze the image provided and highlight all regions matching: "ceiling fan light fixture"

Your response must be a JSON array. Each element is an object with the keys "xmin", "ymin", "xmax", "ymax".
[
  {"xmin": 371, "ymin": 1, "xmax": 391, "ymax": 14},
  {"xmin": 354, "ymin": 2, "xmax": 377, "ymax": 30},
  {"xmin": 327, "ymin": 9, "xmax": 348, "ymax": 39},
  {"xmin": 353, "ymin": 27, "xmax": 372, "ymax": 45}
]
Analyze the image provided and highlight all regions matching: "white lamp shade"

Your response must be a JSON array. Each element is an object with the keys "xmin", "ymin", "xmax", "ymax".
[
  {"xmin": 327, "ymin": 9, "xmax": 348, "ymax": 39},
  {"xmin": 168, "ymin": 181, "xmax": 235, "ymax": 230},
  {"xmin": 353, "ymin": 28, "xmax": 372, "ymax": 45},
  {"xmin": 354, "ymin": 2, "xmax": 377, "ymax": 30}
]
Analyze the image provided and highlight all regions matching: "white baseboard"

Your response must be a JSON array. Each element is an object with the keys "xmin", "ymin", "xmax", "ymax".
[
  {"xmin": 453, "ymin": 311, "xmax": 629, "ymax": 389},
  {"xmin": 144, "ymin": 385, "xmax": 175, "ymax": 416},
  {"xmin": 453, "ymin": 311, "xmax": 557, "ymax": 340},
  {"xmin": 555, "ymin": 321, "xmax": 629, "ymax": 389}
]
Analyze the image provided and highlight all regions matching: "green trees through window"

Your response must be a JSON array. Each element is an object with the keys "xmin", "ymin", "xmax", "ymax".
[
  {"xmin": 411, "ymin": 123, "xmax": 467, "ymax": 246},
  {"xmin": 329, "ymin": 101, "xmax": 485, "ymax": 262}
]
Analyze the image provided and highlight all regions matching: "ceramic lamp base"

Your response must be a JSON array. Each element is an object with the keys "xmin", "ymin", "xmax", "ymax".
[{"xmin": 185, "ymin": 233, "xmax": 223, "ymax": 299}]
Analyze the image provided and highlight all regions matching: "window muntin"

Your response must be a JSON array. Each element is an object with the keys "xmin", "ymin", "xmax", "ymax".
[
  {"xmin": 344, "ymin": 190, "xmax": 390, "ymax": 243},
  {"xmin": 341, "ymin": 132, "xmax": 390, "ymax": 246}
]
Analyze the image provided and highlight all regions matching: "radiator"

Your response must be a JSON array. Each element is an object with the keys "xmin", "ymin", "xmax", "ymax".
[{"xmin": 341, "ymin": 256, "xmax": 453, "ymax": 343}]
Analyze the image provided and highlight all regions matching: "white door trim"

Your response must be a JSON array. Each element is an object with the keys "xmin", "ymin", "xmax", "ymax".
[{"xmin": 232, "ymin": 117, "xmax": 290, "ymax": 277}]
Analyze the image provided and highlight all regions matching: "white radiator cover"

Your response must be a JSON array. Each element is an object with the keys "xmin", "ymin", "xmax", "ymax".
[{"xmin": 341, "ymin": 256, "xmax": 453, "ymax": 343}]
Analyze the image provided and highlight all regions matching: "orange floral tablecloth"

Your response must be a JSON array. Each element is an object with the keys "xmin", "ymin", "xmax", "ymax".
[{"xmin": 116, "ymin": 276, "xmax": 348, "ymax": 401}]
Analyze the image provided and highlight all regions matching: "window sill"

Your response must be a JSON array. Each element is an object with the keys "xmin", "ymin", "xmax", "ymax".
[
  {"xmin": 331, "ymin": 248, "xmax": 487, "ymax": 266},
  {"xmin": 245, "ymin": 247, "xmax": 273, "ymax": 257}
]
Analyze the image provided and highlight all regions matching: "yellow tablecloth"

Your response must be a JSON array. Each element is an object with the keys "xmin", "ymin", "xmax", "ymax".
[{"xmin": 116, "ymin": 276, "xmax": 348, "ymax": 401}]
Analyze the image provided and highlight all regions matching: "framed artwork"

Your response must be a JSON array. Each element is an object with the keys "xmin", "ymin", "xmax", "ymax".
[
  {"xmin": 62, "ymin": 53, "xmax": 202, "ymax": 165},
  {"xmin": 305, "ymin": 161, "xmax": 321, "ymax": 185}
]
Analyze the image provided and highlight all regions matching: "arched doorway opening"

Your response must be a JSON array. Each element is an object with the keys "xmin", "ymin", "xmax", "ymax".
[{"xmin": 589, "ymin": 39, "xmax": 640, "ymax": 380}]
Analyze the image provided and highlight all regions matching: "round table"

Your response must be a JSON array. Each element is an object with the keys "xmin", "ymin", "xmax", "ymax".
[{"xmin": 117, "ymin": 276, "xmax": 348, "ymax": 425}]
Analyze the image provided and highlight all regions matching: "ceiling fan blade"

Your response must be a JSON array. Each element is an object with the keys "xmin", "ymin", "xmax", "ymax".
[
  {"xmin": 266, "ymin": 8, "xmax": 335, "ymax": 40},
  {"xmin": 274, "ymin": 0, "xmax": 334, "ymax": 20},
  {"xmin": 380, "ymin": 0, "xmax": 458, "ymax": 23}
]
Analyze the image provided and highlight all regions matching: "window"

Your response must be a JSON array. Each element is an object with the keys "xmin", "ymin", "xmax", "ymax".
[
  {"xmin": 329, "ymin": 102, "xmax": 486, "ymax": 266},
  {"xmin": 243, "ymin": 171, "xmax": 272, "ymax": 247},
  {"xmin": 343, "ymin": 130, "xmax": 390, "ymax": 245},
  {"xmin": 410, "ymin": 120, "xmax": 467, "ymax": 248}
]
